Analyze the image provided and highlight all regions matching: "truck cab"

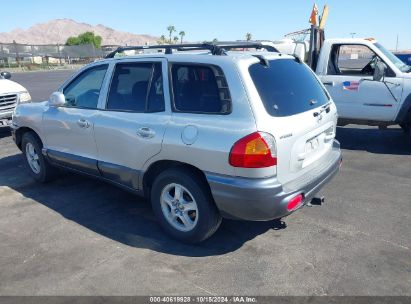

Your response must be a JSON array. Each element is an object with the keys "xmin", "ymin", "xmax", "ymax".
[
  {"xmin": 316, "ymin": 38, "xmax": 411, "ymax": 130},
  {"xmin": 272, "ymin": 38, "xmax": 411, "ymax": 134}
]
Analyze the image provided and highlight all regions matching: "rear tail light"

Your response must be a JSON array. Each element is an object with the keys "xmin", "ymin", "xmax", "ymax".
[
  {"xmin": 287, "ymin": 194, "xmax": 303, "ymax": 211},
  {"xmin": 229, "ymin": 132, "xmax": 277, "ymax": 168}
]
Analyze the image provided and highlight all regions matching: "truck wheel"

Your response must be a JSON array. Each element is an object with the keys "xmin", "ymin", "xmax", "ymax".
[
  {"xmin": 151, "ymin": 168, "xmax": 222, "ymax": 243},
  {"xmin": 22, "ymin": 132, "xmax": 56, "ymax": 183},
  {"xmin": 400, "ymin": 123, "xmax": 410, "ymax": 135}
]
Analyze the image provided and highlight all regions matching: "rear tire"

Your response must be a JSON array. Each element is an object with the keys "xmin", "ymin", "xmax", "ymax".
[
  {"xmin": 22, "ymin": 132, "xmax": 56, "ymax": 183},
  {"xmin": 400, "ymin": 123, "xmax": 410, "ymax": 135},
  {"xmin": 151, "ymin": 168, "xmax": 222, "ymax": 243}
]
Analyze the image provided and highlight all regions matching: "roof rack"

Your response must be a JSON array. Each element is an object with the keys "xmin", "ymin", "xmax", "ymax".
[{"xmin": 105, "ymin": 42, "xmax": 279, "ymax": 58}]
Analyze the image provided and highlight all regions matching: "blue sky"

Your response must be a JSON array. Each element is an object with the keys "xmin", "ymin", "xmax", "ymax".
[{"xmin": 1, "ymin": 0, "xmax": 410, "ymax": 50}]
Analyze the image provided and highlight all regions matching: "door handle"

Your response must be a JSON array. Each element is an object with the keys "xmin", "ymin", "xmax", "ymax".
[
  {"xmin": 77, "ymin": 119, "xmax": 90, "ymax": 128},
  {"xmin": 136, "ymin": 127, "xmax": 155, "ymax": 139},
  {"xmin": 322, "ymin": 81, "xmax": 335, "ymax": 86}
]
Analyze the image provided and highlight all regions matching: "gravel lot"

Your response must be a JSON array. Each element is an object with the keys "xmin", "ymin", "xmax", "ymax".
[{"xmin": 0, "ymin": 70, "xmax": 410, "ymax": 296}]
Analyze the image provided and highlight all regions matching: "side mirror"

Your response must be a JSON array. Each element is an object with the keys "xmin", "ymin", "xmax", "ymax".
[
  {"xmin": 373, "ymin": 61, "xmax": 387, "ymax": 82},
  {"xmin": 48, "ymin": 92, "xmax": 66, "ymax": 107},
  {"xmin": 0, "ymin": 71, "xmax": 11, "ymax": 79}
]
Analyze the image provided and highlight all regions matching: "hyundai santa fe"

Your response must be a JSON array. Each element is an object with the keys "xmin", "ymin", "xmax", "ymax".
[{"xmin": 11, "ymin": 43, "xmax": 342, "ymax": 243}]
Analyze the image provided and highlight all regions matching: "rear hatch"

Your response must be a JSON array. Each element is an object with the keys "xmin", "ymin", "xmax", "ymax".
[{"xmin": 245, "ymin": 56, "xmax": 338, "ymax": 185}]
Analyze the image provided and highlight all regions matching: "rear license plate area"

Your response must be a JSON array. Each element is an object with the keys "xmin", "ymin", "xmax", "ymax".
[{"xmin": 305, "ymin": 136, "xmax": 321, "ymax": 154}]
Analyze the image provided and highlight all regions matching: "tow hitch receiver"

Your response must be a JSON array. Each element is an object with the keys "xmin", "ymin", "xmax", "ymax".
[{"xmin": 307, "ymin": 196, "xmax": 325, "ymax": 207}]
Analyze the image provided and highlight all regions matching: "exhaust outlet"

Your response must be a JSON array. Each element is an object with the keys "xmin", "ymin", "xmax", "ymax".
[{"xmin": 307, "ymin": 196, "xmax": 325, "ymax": 207}]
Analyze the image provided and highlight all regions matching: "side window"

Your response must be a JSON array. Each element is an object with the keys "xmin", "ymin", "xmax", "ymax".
[
  {"xmin": 171, "ymin": 64, "xmax": 231, "ymax": 114},
  {"xmin": 63, "ymin": 64, "xmax": 108, "ymax": 109},
  {"xmin": 106, "ymin": 62, "xmax": 164, "ymax": 112},
  {"xmin": 329, "ymin": 45, "xmax": 379, "ymax": 76}
]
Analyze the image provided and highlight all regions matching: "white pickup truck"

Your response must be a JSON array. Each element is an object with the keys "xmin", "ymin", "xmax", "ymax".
[
  {"xmin": 272, "ymin": 37, "xmax": 411, "ymax": 135},
  {"xmin": 0, "ymin": 72, "xmax": 31, "ymax": 127}
]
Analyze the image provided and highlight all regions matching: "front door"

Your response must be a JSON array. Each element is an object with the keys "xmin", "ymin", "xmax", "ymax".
[
  {"xmin": 42, "ymin": 64, "xmax": 109, "ymax": 174},
  {"xmin": 320, "ymin": 44, "xmax": 403, "ymax": 122}
]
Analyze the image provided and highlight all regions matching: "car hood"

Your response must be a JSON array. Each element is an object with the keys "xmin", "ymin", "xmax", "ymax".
[{"xmin": 0, "ymin": 79, "xmax": 27, "ymax": 95}]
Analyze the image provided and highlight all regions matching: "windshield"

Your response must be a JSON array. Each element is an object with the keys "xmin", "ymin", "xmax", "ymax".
[
  {"xmin": 249, "ymin": 59, "xmax": 330, "ymax": 117},
  {"xmin": 374, "ymin": 42, "xmax": 411, "ymax": 73}
]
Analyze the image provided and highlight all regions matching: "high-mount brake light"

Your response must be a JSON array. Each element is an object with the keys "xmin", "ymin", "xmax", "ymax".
[{"xmin": 229, "ymin": 132, "xmax": 277, "ymax": 168}]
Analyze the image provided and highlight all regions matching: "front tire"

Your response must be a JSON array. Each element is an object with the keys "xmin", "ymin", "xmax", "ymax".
[
  {"xmin": 151, "ymin": 168, "xmax": 222, "ymax": 243},
  {"xmin": 22, "ymin": 132, "xmax": 56, "ymax": 183}
]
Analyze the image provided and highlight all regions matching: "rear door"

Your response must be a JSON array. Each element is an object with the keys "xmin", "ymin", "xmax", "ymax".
[
  {"xmin": 93, "ymin": 58, "xmax": 169, "ymax": 189},
  {"xmin": 320, "ymin": 44, "xmax": 402, "ymax": 121},
  {"xmin": 245, "ymin": 57, "xmax": 338, "ymax": 185}
]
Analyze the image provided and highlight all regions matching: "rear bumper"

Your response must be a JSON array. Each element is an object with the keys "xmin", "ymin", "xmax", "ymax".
[{"xmin": 206, "ymin": 140, "xmax": 342, "ymax": 221}]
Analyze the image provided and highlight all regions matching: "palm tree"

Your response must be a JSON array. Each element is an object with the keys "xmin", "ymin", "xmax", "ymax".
[
  {"xmin": 245, "ymin": 33, "xmax": 252, "ymax": 41},
  {"xmin": 173, "ymin": 36, "xmax": 179, "ymax": 44},
  {"xmin": 179, "ymin": 31, "xmax": 186, "ymax": 44},
  {"xmin": 158, "ymin": 35, "xmax": 166, "ymax": 44},
  {"xmin": 167, "ymin": 25, "xmax": 176, "ymax": 43}
]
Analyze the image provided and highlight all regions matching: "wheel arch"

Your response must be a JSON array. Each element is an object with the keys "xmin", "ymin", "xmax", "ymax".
[
  {"xmin": 396, "ymin": 93, "xmax": 411, "ymax": 124},
  {"xmin": 15, "ymin": 127, "xmax": 43, "ymax": 150},
  {"xmin": 142, "ymin": 160, "xmax": 212, "ymax": 199}
]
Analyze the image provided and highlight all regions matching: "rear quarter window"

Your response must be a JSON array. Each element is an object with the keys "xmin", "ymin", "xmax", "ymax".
[
  {"xmin": 249, "ymin": 59, "xmax": 329, "ymax": 117},
  {"xmin": 170, "ymin": 64, "xmax": 231, "ymax": 114}
]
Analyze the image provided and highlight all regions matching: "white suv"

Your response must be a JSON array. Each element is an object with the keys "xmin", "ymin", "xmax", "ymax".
[
  {"xmin": 0, "ymin": 71, "xmax": 31, "ymax": 127},
  {"xmin": 11, "ymin": 43, "xmax": 342, "ymax": 243}
]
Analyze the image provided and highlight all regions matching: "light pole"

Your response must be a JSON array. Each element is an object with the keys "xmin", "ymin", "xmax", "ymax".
[{"xmin": 350, "ymin": 32, "xmax": 356, "ymax": 38}]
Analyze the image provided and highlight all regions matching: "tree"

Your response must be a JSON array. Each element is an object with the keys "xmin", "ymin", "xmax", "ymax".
[
  {"xmin": 173, "ymin": 36, "xmax": 179, "ymax": 44},
  {"xmin": 212, "ymin": 38, "xmax": 218, "ymax": 44},
  {"xmin": 245, "ymin": 33, "xmax": 252, "ymax": 41},
  {"xmin": 179, "ymin": 31, "xmax": 186, "ymax": 44},
  {"xmin": 66, "ymin": 36, "xmax": 80, "ymax": 46},
  {"xmin": 167, "ymin": 25, "xmax": 176, "ymax": 44},
  {"xmin": 158, "ymin": 35, "xmax": 167, "ymax": 44},
  {"xmin": 66, "ymin": 31, "xmax": 102, "ymax": 48}
]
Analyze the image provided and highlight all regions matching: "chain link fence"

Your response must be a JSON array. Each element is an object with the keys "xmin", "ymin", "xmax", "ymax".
[{"xmin": 0, "ymin": 42, "xmax": 116, "ymax": 70}]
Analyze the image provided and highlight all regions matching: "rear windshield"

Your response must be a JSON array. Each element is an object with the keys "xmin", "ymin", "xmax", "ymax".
[{"xmin": 249, "ymin": 59, "xmax": 329, "ymax": 117}]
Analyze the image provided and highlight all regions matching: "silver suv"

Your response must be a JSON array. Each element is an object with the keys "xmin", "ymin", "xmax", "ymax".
[{"xmin": 11, "ymin": 43, "xmax": 342, "ymax": 243}]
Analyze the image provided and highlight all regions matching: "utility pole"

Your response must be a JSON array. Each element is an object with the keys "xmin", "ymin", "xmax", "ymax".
[
  {"xmin": 396, "ymin": 34, "xmax": 399, "ymax": 52},
  {"xmin": 13, "ymin": 40, "xmax": 20, "ymax": 68},
  {"xmin": 57, "ymin": 43, "xmax": 62, "ymax": 65}
]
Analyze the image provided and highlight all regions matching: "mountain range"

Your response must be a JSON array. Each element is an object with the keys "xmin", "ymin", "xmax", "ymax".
[{"xmin": 0, "ymin": 19, "xmax": 159, "ymax": 46}]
